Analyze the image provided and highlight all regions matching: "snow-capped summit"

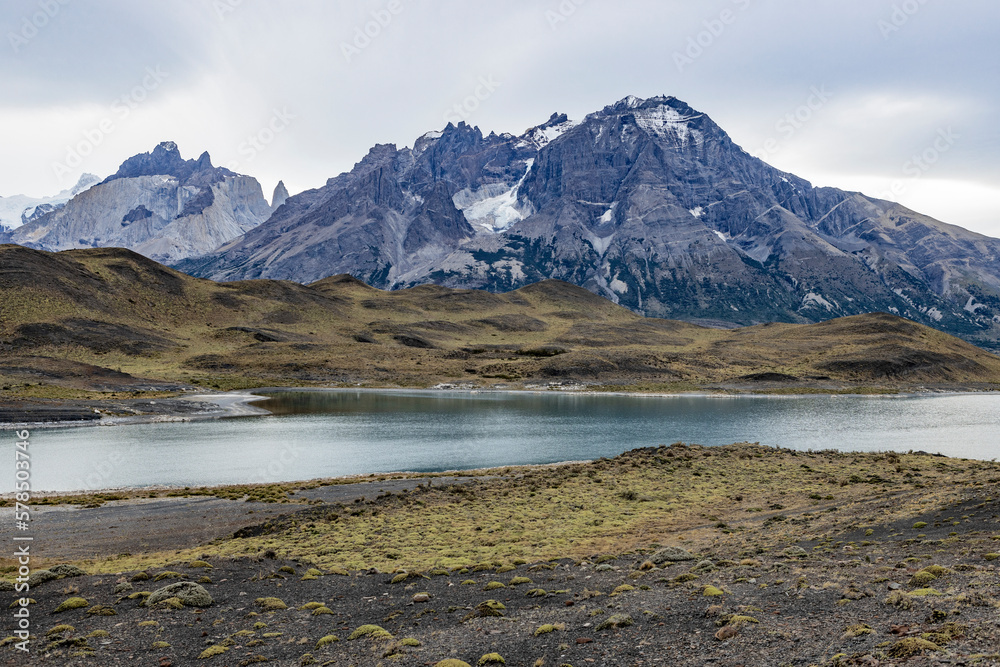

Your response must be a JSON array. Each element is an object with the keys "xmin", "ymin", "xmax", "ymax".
[
  {"xmin": 0, "ymin": 173, "xmax": 101, "ymax": 230},
  {"xmin": 517, "ymin": 112, "xmax": 581, "ymax": 150}
]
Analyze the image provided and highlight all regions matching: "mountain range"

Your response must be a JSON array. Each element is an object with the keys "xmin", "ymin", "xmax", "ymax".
[
  {"xmin": 5, "ymin": 96, "xmax": 1000, "ymax": 349},
  {"xmin": 2, "ymin": 143, "xmax": 279, "ymax": 263}
]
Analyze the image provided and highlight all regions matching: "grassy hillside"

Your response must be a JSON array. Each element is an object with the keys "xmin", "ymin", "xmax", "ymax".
[{"xmin": 2, "ymin": 244, "xmax": 1000, "ymax": 397}]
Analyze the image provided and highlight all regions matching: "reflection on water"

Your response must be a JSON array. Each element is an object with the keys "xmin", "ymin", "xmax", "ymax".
[{"xmin": 12, "ymin": 389, "xmax": 1000, "ymax": 493}]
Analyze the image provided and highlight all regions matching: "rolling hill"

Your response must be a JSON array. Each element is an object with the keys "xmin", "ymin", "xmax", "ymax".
[{"xmin": 3, "ymin": 244, "xmax": 1000, "ymax": 397}]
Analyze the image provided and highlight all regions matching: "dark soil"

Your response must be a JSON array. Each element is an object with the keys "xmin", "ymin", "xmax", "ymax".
[
  {"xmin": 0, "ymin": 396, "xmax": 221, "ymax": 426},
  {"xmin": 3, "ymin": 497, "xmax": 999, "ymax": 666}
]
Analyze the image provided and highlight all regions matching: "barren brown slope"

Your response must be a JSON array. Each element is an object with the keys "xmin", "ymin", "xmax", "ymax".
[{"xmin": 2, "ymin": 245, "xmax": 1000, "ymax": 403}]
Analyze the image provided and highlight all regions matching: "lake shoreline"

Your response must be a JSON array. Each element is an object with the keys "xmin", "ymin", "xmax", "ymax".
[
  {"xmin": 3, "ymin": 382, "xmax": 997, "ymax": 430},
  {"xmin": 4, "ymin": 443, "xmax": 1000, "ymax": 665}
]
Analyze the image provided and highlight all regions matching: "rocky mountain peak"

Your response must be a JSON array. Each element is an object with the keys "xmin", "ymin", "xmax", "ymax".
[
  {"xmin": 518, "ymin": 112, "xmax": 580, "ymax": 150},
  {"xmin": 104, "ymin": 142, "xmax": 231, "ymax": 186},
  {"xmin": 173, "ymin": 96, "xmax": 1000, "ymax": 351},
  {"xmin": 271, "ymin": 181, "xmax": 290, "ymax": 212},
  {"xmin": 10, "ymin": 141, "xmax": 270, "ymax": 264}
]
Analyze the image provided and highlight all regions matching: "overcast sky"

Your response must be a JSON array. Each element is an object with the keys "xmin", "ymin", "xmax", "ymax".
[{"xmin": 2, "ymin": 0, "xmax": 998, "ymax": 236}]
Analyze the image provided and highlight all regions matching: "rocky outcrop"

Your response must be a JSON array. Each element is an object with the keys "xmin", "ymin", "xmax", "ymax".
[
  {"xmin": 178, "ymin": 98, "xmax": 1000, "ymax": 350},
  {"xmin": 10, "ymin": 143, "xmax": 270, "ymax": 263},
  {"xmin": 270, "ymin": 180, "xmax": 290, "ymax": 213}
]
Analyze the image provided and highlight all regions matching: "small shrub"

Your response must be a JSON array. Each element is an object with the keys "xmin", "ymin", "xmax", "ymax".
[
  {"xmin": 534, "ymin": 623, "xmax": 564, "ymax": 636},
  {"xmin": 462, "ymin": 600, "xmax": 505, "ymax": 622},
  {"xmin": 910, "ymin": 588, "xmax": 943, "ymax": 597},
  {"xmin": 347, "ymin": 624, "xmax": 392, "ymax": 640},
  {"xmin": 255, "ymin": 597, "xmax": 288, "ymax": 610},
  {"xmin": 315, "ymin": 635, "xmax": 340, "ymax": 648},
  {"xmin": 54, "ymin": 597, "xmax": 88, "ymax": 613},
  {"xmin": 199, "ymin": 645, "xmax": 229, "ymax": 659},
  {"xmin": 887, "ymin": 637, "xmax": 942, "ymax": 658},
  {"xmin": 596, "ymin": 614, "xmax": 634, "ymax": 631},
  {"xmin": 843, "ymin": 624, "xmax": 874, "ymax": 638}
]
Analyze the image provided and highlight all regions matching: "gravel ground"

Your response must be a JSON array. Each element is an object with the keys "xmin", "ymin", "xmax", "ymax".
[{"xmin": 3, "ymin": 496, "xmax": 999, "ymax": 667}]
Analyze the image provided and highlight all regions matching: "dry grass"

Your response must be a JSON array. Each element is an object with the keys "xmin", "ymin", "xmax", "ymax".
[
  {"xmin": 49, "ymin": 443, "xmax": 1000, "ymax": 576},
  {"xmin": 2, "ymin": 246, "xmax": 1000, "ymax": 400}
]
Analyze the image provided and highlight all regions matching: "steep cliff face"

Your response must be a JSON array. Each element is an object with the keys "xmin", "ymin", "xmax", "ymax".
[
  {"xmin": 270, "ymin": 181, "xmax": 290, "ymax": 213},
  {"xmin": 176, "ymin": 97, "xmax": 1000, "ymax": 350},
  {"xmin": 10, "ymin": 143, "xmax": 270, "ymax": 263}
]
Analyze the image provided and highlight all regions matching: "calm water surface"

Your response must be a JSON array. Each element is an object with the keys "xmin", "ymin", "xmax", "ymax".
[{"xmin": 9, "ymin": 390, "xmax": 1000, "ymax": 492}]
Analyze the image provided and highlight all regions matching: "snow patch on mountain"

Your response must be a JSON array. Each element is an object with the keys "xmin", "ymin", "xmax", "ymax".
[
  {"xmin": 633, "ymin": 105, "xmax": 704, "ymax": 145},
  {"xmin": 599, "ymin": 202, "xmax": 617, "ymax": 224},
  {"xmin": 518, "ymin": 114, "xmax": 581, "ymax": 150},
  {"xmin": 801, "ymin": 292, "xmax": 837, "ymax": 312},
  {"xmin": 587, "ymin": 231, "xmax": 615, "ymax": 257},
  {"xmin": 964, "ymin": 296, "xmax": 988, "ymax": 314},
  {"xmin": 453, "ymin": 160, "xmax": 533, "ymax": 233}
]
